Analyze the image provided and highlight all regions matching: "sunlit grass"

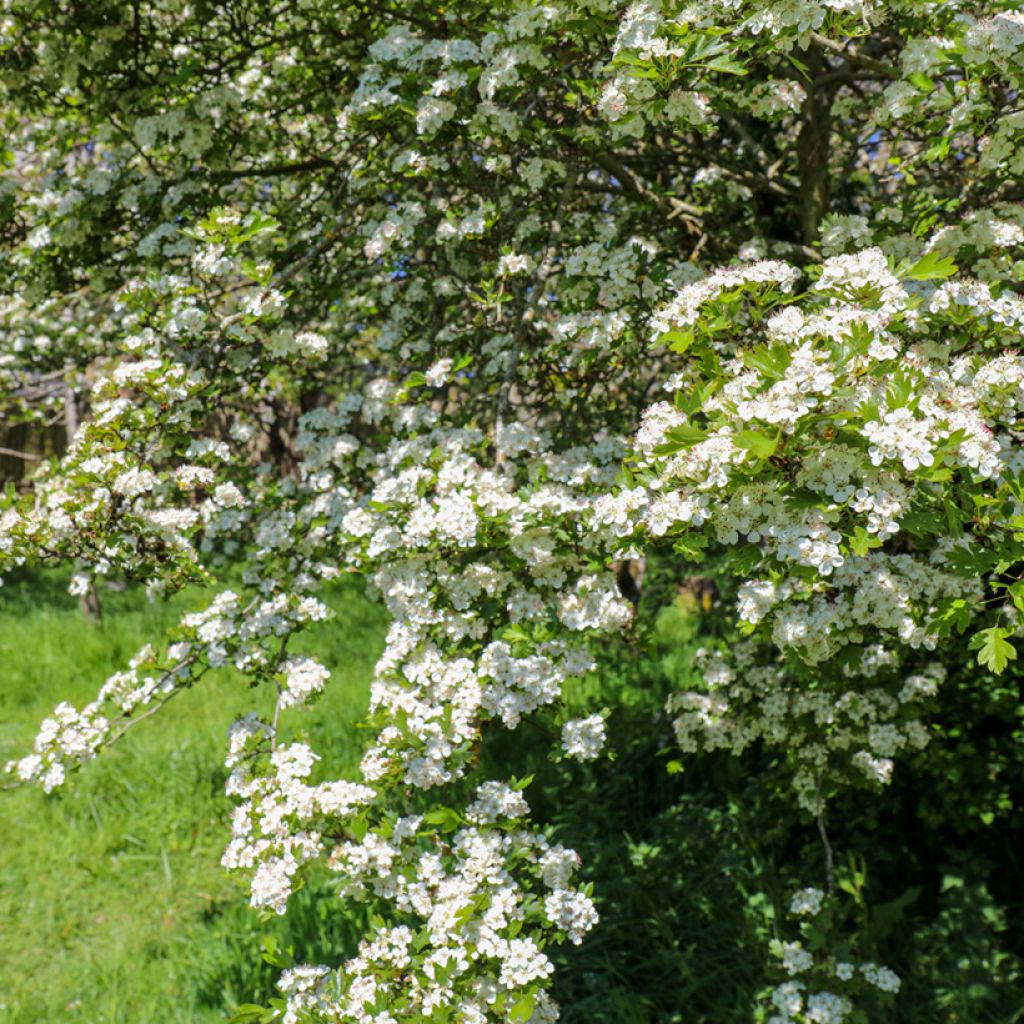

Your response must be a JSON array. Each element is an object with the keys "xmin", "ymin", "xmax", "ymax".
[{"xmin": 0, "ymin": 570, "xmax": 386, "ymax": 1024}]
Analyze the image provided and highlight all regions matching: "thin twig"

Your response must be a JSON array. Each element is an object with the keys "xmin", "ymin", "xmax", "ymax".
[
  {"xmin": 270, "ymin": 224, "xmax": 345, "ymax": 290},
  {"xmin": 589, "ymin": 150, "xmax": 704, "ymax": 230},
  {"xmin": 815, "ymin": 772, "xmax": 837, "ymax": 897},
  {"xmin": 206, "ymin": 158, "xmax": 336, "ymax": 180},
  {"xmin": 0, "ymin": 447, "xmax": 43, "ymax": 461},
  {"xmin": 101, "ymin": 685, "xmax": 185, "ymax": 749},
  {"xmin": 269, "ymin": 635, "xmax": 290, "ymax": 749}
]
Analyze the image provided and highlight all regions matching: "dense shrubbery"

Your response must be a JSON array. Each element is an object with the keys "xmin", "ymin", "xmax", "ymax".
[{"xmin": 3, "ymin": 2, "xmax": 1024, "ymax": 1021}]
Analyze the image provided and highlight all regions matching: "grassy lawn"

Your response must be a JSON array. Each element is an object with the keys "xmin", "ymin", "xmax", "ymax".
[
  {"xmin": 2, "ymin": 570, "xmax": 1022, "ymax": 1024},
  {"xmin": 0, "ymin": 571, "xmax": 387, "ymax": 1024}
]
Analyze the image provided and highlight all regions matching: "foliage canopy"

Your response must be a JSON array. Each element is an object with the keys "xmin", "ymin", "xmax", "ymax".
[{"xmin": 3, "ymin": 2, "xmax": 1024, "ymax": 1022}]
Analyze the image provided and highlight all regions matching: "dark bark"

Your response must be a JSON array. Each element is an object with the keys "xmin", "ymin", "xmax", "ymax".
[
  {"xmin": 795, "ymin": 48, "xmax": 835, "ymax": 245},
  {"xmin": 79, "ymin": 580, "xmax": 103, "ymax": 622}
]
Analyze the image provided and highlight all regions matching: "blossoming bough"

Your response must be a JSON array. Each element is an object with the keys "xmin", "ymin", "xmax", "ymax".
[{"xmin": 3, "ymin": 1, "xmax": 1024, "ymax": 1020}]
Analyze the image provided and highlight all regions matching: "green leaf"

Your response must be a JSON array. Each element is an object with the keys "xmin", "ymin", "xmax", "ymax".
[
  {"xmin": 885, "ymin": 367, "xmax": 917, "ymax": 410},
  {"xmin": 832, "ymin": 321, "xmax": 874, "ymax": 367},
  {"xmin": 902, "ymin": 251, "xmax": 957, "ymax": 281},
  {"xmin": 661, "ymin": 328, "xmax": 694, "ymax": 353},
  {"xmin": 260, "ymin": 936, "xmax": 292, "ymax": 968},
  {"xmin": 432, "ymin": 954, "xmax": 459, "ymax": 985},
  {"xmin": 672, "ymin": 531, "xmax": 709, "ymax": 562},
  {"xmin": 849, "ymin": 526, "xmax": 883, "ymax": 558},
  {"xmin": 742, "ymin": 343, "xmax": 791, "ymax": 381},
  {"xmin": 502, "ymin": 623, "xmax": 531, "ymax": 644},
  {"xmin": 510, "ymin": 994, "xmax": 536, "ymax": 1022},
  {"xmin": 171, "ymin": 58, "xmax": 203, "ymax": 85},
  {"xmin": 349, "ymin": 812, "xmax": 369, "ymax": 842},
  {"xmin": 227, "ymin": 1006, "xmax": 269, "ymax": 1024},
  {"xmin": 784, "ymin": 487, "xmax": 825, "ymax": 511},
  {"xmin": 858, "ymin": 399, "xmax": 880, "ymax": 423},
  {"xmin": 970, "ymin": 627, "xmax": 1017, "ymax": 675},
  {"xmin": 674, "ymin": 381, "xmax": 714, "ymax": 417},
  {"xmin": 423, "ymin": 806, "xmax": 463, "ymax": 833},
  {"xmin": 733, "ymin": 429, "xmax": 778, "ymax": 460},
  {"xmin": 652, "ymin": 424, "xmax": 708, "ymax": 456},
  {"xmin": 453, "ymin": 901, "xmax": 478, "ymax": 927},
  {"xmin": 703, "ymin": 55, "xmax": 748, "ymax": 76},
  {"xmin": 944, "ymin": 545, "xmax": 999, "ymax": 577},
  {"xmin": 786, "ymin": 53, "xmax": 812, "ymax": 80},
  {"xmin": 724, "ymin": 542, "xmax": 764, "ymax": 576},
  {"xmin": 240, "ymin": 257, "xmax": 271, "ymax": 284},
  {"xmin": 239, "ymin": 211, "xmax": 280, "ymax": 241},
  {"xmin": 931, "ymin": 596, "xmax": 972, "ymax": 636}
]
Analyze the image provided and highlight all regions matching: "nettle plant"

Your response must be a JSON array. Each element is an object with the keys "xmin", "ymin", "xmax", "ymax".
[{"xmin": 2, "ymin": 1, "xmax": 1024, "ymax": 1022}]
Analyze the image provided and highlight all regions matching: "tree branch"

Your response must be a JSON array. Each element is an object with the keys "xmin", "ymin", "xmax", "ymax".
[
  {"xmin": 206, "ymin": 157, "xmax": 336, "ymax": 180},
  {"xmin": 588, "ymin": 150, "xmax": 705, "ymax": 228},
  {"xmin": 796, "ymin": 47, "xmax": 835, "ymax": 243},
  {"xmin": 0, "ymin": 446, "xmax": 43, "ymax": 461},
  {"xmin": 815, "ymin": 773, "xmax": 837, "ymax": 897},
  {"xmin": 101, "ymin": 685, "xmax": 185, "ymax": 749},
  {"xmin": 809, "ymin": 32, "xmax": 900, "ymax": 80}
]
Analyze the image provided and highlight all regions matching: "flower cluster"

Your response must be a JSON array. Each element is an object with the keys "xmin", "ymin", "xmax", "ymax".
[
  {"xmin": 605, "ymin": 247, "xmax": 1024, "ymax": 800},
  {"xmin": 760, "ymin": 889, "xmax": 901, "ymax": 1024}
]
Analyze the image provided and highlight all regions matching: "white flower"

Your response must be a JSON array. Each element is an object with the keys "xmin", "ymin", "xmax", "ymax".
[
  {"xmin": 68, "ymin": 573, "xmax": 91, "ymax": 597},
  {"xmin": 499, "ymin": 938, "xmax": 553, "ymax": 989},
  {"xmin": 497, "ymin": 252, "xmax": 530, "ymax": 276},
  {"xmin": 544, "ymin": 889, "xmax": 599, "ymax": 944},
  {"xmin": 294, "ymin": 332, "xmax": 330, "ymax": 360},
  {"xmin": 790, "ymin": 887, "xmax": 824, "ymax": 916},
  {"xmin": 861, "ymin": 962, "xmax": 901, "ymax": 992},
  {"xmin": 561, "ymin": 715, "xmax": 606, "ymax": 761},
  {"xmin": 425, "ymin": 358, "xmax": 454, "ymax": 387},
  {"xmin": 279, "ymin": 656, "xmax": 330, "ymax": 709},
  {"xmin": 781, "ymin": 942, "xmax": 813, "ymax": 975}
]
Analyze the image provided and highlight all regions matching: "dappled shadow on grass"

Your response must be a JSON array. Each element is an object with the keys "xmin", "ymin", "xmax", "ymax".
[
  {"xmin": 185, "ymin": 874, "xmax": 374, "ymax": 1015},
  {"xmin": 824, "ymin": 665, "xmax": 1024, "ymax": 1024},
  {"xmin": 542, "ymin": 747, "xmax": 781, "ymax": 1023},
  {"xmin": 473, "ymin": 594, "xmax": 789, "ymax": 1024}
]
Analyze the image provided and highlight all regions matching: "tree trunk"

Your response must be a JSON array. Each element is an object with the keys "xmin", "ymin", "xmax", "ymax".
[{"xmin": 796, "ymin": 48, "xmax": 834, "ymax": 245}]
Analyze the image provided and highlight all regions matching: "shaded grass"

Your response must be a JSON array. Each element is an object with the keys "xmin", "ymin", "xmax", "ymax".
[{"xmin": 481, "ymin": 596, "xmax": 786, "ymax": 1024}]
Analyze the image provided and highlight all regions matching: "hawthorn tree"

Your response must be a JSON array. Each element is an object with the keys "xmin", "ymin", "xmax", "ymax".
[{"xmin": 3, "ymin": 1, "xmax": 1024, "ymax": 1022}]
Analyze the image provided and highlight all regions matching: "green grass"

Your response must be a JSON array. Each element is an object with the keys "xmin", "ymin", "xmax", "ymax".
[
  {"xmin": 2, "ymin": 569, "xmax": 1023, "ymax": 1023},
  {"xmin": 0, "ymin": 570, "xmax": 387, "ymax": 1024}
]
